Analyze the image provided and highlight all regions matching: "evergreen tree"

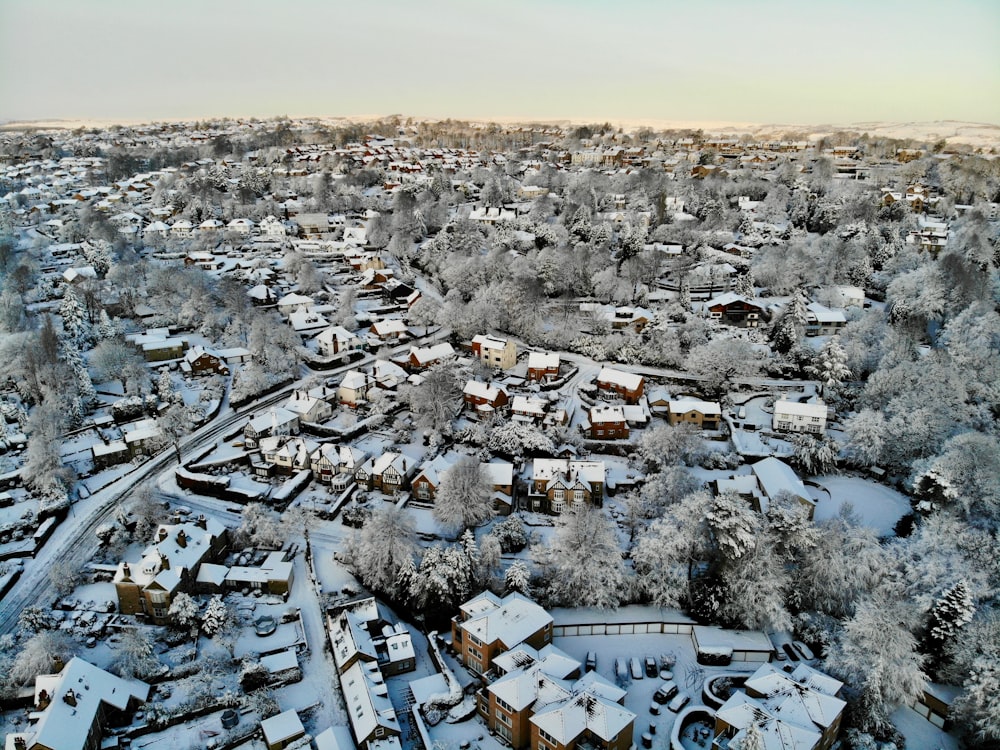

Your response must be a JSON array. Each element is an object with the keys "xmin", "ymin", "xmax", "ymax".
[
  {"xmin": 923, "ymin": 580, "xmax": 975, "ymax": 666},
  {"xmin": 504, "ymin": 560, "xmax": 531, "ymax": 595},
  {"xmin": 807, "ymin": 339, "xmax": 851, "ymax": 397},
  {"xmin": 59, "ymin": 287, "xmax": 88, "ymax": 343}
]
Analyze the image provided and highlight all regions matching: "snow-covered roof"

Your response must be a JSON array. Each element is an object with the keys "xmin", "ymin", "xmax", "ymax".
[
  {"xmin": 482, "ymin": 461, "xmax": 513, "ymax": 486},
  {"xmin": 457, "ymin": 591, "xmax": 552, "ymax": 649},
  {"xmin": 589, "ymin": 404, "xmax": 626, "ymax": 424},
  {"xmin": 668, "ymin": 397, "xmax": 721, "ymax": 416},
  {"xmin": 409, "ymin": 342, "xmax": 455, "ymax": 365},
  {"xmin": 530, "ymin": 687, "xmax": 636, "ymax": 745},
  {"xmin": 527, "ymin": 351, "xmax": 560, "ymax": 369},
  {"xmin": 330, "ymin": 609, "xmax": 378, "ymax": 671},
  {"xmin": 463, "ymin": 380, "xmax": 505, "ymax": 402},
  {"xmin": 532, "ymin": 459, "xmax": 606, "ymax": 487},
  {"xmin": 773, "ymin": 400, "xmax": 827, "ymax": 418},
  {"xmin": 260, "ymin": 709, "xmax": 305, "ymax": 745},
  {"xmin": 693, "ymin": 625, "xmax": 773, "ymax": 653},
  {"xmin": 340, "ymin": 660, "xmax": 400, "ymax": 743},
  {"xmin": 27, "ymin": 658, "xmax": 149, "ymax": 750},
  {"xmin": 596, "ymin": 366, "xmax": 643, "ymax": 391},
  {"xmin": 260, "ymin": 648, "xmax": 299, "ymax": 675},
  {"xmin": 751, "ymin": 457, "xmax": 811, "ymax": 507},
  {"xmin": 472, "ymin": 334, "xmax": 511, "ymax": 350}
]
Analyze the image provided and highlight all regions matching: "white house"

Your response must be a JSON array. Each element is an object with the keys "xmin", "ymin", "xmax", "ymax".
[{"xmin": 773, "ymin": 400, "xmax": 827, "ymax": 434}]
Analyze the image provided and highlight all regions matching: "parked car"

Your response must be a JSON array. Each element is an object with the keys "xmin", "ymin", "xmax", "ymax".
[
  {"xmin": 586, "ymin": 651, "xmax": 597, "ymax": 672},
  {"xmin": 668, "ymin": 693, "xmax": 690, "ymax": 712},
  {"xmin": 644, "ymin": 657, "xmax": 658, "ymax": 677},
  {"xmin": 649, "ymin": 701, "xmax": 660, "ymax": 715},
  {"xmin": 630, "ymin": 657, "xmax": 643, "ymax": 680},
  {"xmin": 737, "ymin": 405, "xmax": 747, "ymax": 419},
  {"xmin": 653, "ymin": 681, "xmax": 679, "ymax": 704},
  {"xmin": 781, "ymin": 643, "xmax": 799, "ymax": 661},
  {"xmin": 614, "ymin": 657, "xmax": 627, "ymax": 682},
  {"xmin": 774, "ymin": 646, "xmax": 786, "ymax": 661},
  {"xmin": 793, "ymin": 641, "xmax": 815, "ymax": 660}
]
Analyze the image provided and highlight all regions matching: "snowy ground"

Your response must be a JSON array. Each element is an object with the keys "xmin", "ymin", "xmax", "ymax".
[{"xmin": 810, "ymin": 474, "xmax": 910, "ymax": 536}]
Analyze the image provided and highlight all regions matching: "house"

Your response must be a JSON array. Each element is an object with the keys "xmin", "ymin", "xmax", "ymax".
[
  {"xmin": 261, "ymin": 710, "xmax": 306, "ymax": 750},
  {"xmin": 327, "ymin": 597, "xmax": 416, "ymax": 677},
  {"xmin": 311, "ymin": 444, "xmax": 367, "ymax": 484},
  {"xmin": 296, "ymin": 213, "xmax": 331, "ymax": 237},
  {"xmin": 179, "ymin": 345, "xmax": 229, "ymax": 375},
  {"xmin": 225, "ymin": 551, "xmax": 295, "ymax": 596},
  {"xmin": 243, "ymin": 408, "xmax": 300, "ymax": 449},
  {"xmin": 6, "ymin": 658, "xmax": 149, "ymax": 750},
  {"xmin": 805, "ymin": 302, "xmax": 847, "ymax": 336},
  {"xmin": 691, "ymin": 626, "xmax": 775, "ymax": 665},
  {"xmin": 462, "ymin": 380, "xmax": 509, "ymax": 413},
  {"xmin": 772, "ymin": 400, "xmax": 827, "ymax": 435},
  {"xmin": 451, "ymin": 591, "xmax": 554, "ymax": 675},
  {"xmin": 527, "ymin": 351, "xmax": 560, "ymax": 382},
  {"xmin": 527, "ymin": 459, "xmax": 606, "ymax": 514},
  {"xmin": 584, "ymin": 405, "xmax": 629, "ymax": 440},
  {"xmin": 608, "ymin": 306, "xmax": 652, "ymax": 332},
  {"xmin": 667, "ymin": 397, "xmax": 722, "ymax": 430},
  {"xmin": 113, "ymin": 517, "xmax": 228, "ymax": 624},
  {"xmin": 227, "ymin": 217, "xmax": 254, "ymax": 235},
  {"xmin": 338, "ymin": 369, "xmax": 377, "ymax": 407},
  {"xmin": 288, "ymin": 308, "xmax": 330, "ymax": 335},
  {"xmin": 477, "ymin": 644, "xmax": 634, "ymax": 750},
  {"xmin": 259, "ymin": 215, "xmax": 287, "ymax": 238},
  {"xmin": 126, "ymin": 329, "xmax": 189, "ymax": 362},
  {"xmin": 596, "ymin": 367, "xmax": 645, "ymax": 404},
  {"xmin": 471, "ymin": 334, "xmax": 517, "ymax": 370},
  {"xmin": 410, "ymin": 454, "xmax": 456, "ymax": 503},
  {"xmin": 713, "ymin": 662, "xmax": 845, "ymax": 750},
  {"xmin": 356, "ymin": 452, "xmax": 412, "ymax": 494},
  {"xmin": 316, "ymin": 325, "xmax": 362, "ymax": 357},
  {"xmin": 750, "ymin": 456, "xmax": 815, "ymax": 518},
  {"xmin": 369, "ymin": 318, "xmax": 408, "ymax": 341},
  {"xmin": 121, "ymin": 419, "xmax": 162, "ymax": 459},
  {"xmin": 511, "ymin": 395, "xmax": 548, "ymax": 424},
  {"xmin": 283, "ymin": 390, "xmax": 333, "ymax": 424},
  {"xmin": 338, "ymin": 660, "xmax": 402, "ymax": 750},
  {"xmin": 407, "ymin": 342, "xmax": 455, "ymax": 371},
  {"xmin": 91, "ymin": 439, "xmax": 129, "ymax": 470},
  {"xmin": 248, "ymin": 283, "xmax": 277, "ymax": 306},
  {"xmin": 260, "ymin": 436, "xmax": 319, "ymax": 475},
  {"xmin": 277, "ymin": 292, "xmax": 314, "ymax": 316},
  {"xmin": 61, "ymin": 265, "xmax": 98, "ymax": 285},
  {"xmin": 703, "ymin": 292, "xmax": 766, "ymax": 328}
]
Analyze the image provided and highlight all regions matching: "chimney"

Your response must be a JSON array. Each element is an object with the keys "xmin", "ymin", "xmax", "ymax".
[
  {"xmin": 121, "ymin": 562, "xmax": 131, "ymax": 579},
  {"xmin": 196, "ymin": 514, "xmax": 207, "ymax": 530},
  {"xmin": 14, "ymin": 736, "xmax": 26, "ymax": 750},
  {"xmin": 52, "ymin": 655, "xmax": 65, "ymax": 673},
  {"xmin": 176, "ymin": 530, "xmax": 187, "ymax": 548},
  {"xmin": 160, "ymin": 553, "xmax": 169, "ymax": 570},
  {"xmin": 63, "ymin": 690, "xmax": 77, "ymax": 707},
  {"xmin": 36, "ymin": 689, "xmax": 50, "ymax": 711},
  {"xmin": 158, "ymin": 527, "xmax": 168, "ymax": 542}
]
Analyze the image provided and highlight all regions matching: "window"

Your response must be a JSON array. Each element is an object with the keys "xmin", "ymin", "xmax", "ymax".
[
  {"xmin": 416, "ymin": 484, "xmax": 430, "ymax": 500},
  {"xmin": 539, "ymin": 728, "xmax": 558, "ymax": 745},
  {"xmin": 495, "ymin": 709, "xmax": 512, "ymax": 726},
  {"xmin": 375, "ymin": 728, "xmax": 385, "ymax": 738},
  {"xmin": 552, "ymin": 497, "xmax": 565, "ymax": 513},
  {"xmin": 573, "ymin": 490, "xmax": 585, "ymax": 504},
  {"xmin": 469, "ymin": 633, "xmax": 482, "ymax": 646},
  {"xmin": 553, "ymin": 489, "xmax": 564, "ymax": 501},
  {"xmin": 496, "ymin": 697, "xmax": 513, "ymax": 713}
]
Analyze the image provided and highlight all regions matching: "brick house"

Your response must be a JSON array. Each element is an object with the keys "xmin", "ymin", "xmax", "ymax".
[
  {"xmin": 703, "ymin": 292, "xmax": 766, "ymax": 328},
  {"xmin": 462, "ymin": 380, "xmax": 509, "ymax": 413},
  {"xmin": 596, "ymin": 367, "xmax": 645, "ymax": 404},
  {"xmin": 451, "ymin": 591, "xmax": 553, "ymax": 676},
  {"xmin": 113, "ymin": 517, "xmax": 228, "ymax": 624},
  {"xmin": 585, "ymin": 405, "xmax": 629, "ymax": 440},
  {"xmin": 667, "ymin": 397, "xmax": 722, "ymax": 430},
  {"xmin": 714, "ymin": 662, "xmax": 845, "ymax": 750},
  {"xmin": 526, "ymin": 351, "xmax": 560, "ymax": 382},
  {"xmin": 527, "ymin": 459, "xmax": 606, "ymax": 514},
  {"xmin": 180, "ymin": 345, "xmax": 229, "ymax": 375}
]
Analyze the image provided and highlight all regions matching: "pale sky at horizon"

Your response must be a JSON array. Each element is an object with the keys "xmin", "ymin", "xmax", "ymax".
[{"xmin": 1, "ymin": 0, "xmax": 998, "ymax": 126}]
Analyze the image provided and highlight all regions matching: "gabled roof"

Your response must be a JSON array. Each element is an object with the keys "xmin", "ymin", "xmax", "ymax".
[
  {"xmin": 596, "ymin": 367, "xmax": 644, "ymax": 391},
  {"xmin": 457, "ymin": 591, "xmax": 552, "ymax": 649}
]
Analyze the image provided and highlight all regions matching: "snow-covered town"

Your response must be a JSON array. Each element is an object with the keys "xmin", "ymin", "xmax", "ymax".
[{"xmin": 1, "ymin": 4, "xmax": 999, "ymax": 750}]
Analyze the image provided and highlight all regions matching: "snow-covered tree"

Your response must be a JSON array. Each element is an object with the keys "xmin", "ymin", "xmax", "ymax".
[
  {"xmin": 790, "ymin": 433, "xmax": 839, "ymax": 475},
  {"xmin": 59, "ymin": 286, "xmax": 88, "ymax": 343},
  {"xmin": 733, "ymin": 722, "xmax": 764, "ymax": 750},
  {"xmin": 23, "ymin": 399, "xmax": 74, "ymax": 499},
  {"xmin": 633, "ymin": 491, "xmax": 714, "ymax": 609},
  {"xmin": 687, "ymin": 338, "xmax": 762, "ymax": 398},
  {"xmin": 433, "ymin": 457, "xmax": 495, "ymax": 536},
  {"xmin": 112, "ymin": 628, "xmax": 161, "ymax": 680},
  {"xmin": 236, "ymin": 503, "xmax": 285, "ymax": 549},
  {"xmin": 636, "ymin": 423, "xmax": 708, "ymax": 469},
  {"xmin": 201, "ymin": 595, "xmax": 235, "ymax": 638},
  {"xmin": 90, "ymin": 338, "xmax": 149, "ymax": 395},
  {"xmin": 807, "ymin": 339, "xmax": 851, "ymax": 397},
  {"xmin": 17, "ymin": 606, "xmax": 54, "ymax": 634},
  {"xmin": 824, "ymin": 594, "xmax": 927, "ymax": 734},
  {"xmin": 9, "ymin": 631, "xmax": 77, "ymax": 687},
  {"xmin": 405, "ymin": 363, "xmax": 462, "ymax": 437},
  {"xmin": 347, "ymin": 505, "xmax": 418, "ymax": 601},
  {"xmin": 912, "ymin": 432, "xmax": 1000, "ymax": 529},
  {"xmin": 408, "ymin": 544, "xmax": 473, "ymax": 616},
  {"xmin": 707, "ymin": 491, "xmax": 760, "ymax": 562},
  {"xmin": 486, "ymin": 419, "xmax": 554, "ymax": 460},
  {"xmin": 504, "ymin": 560, "xmax": 532, "ymax": 596},
  {"xmin": 923, "ymin": 579, "xmax": 975, "ymax": 662},
  {"xmin": 952, "ymin": 651, "xmax": 1000, "ymax": 747},
  {"xmin": 842, "ymin": 409, "xmax": 887, "ymax": 468},
  {"xmin": 717, "ymin": 529, "xmax": 792, "ymax": 632},
  {"xmin": 535, "ymin": 505, "xmax": 628, "ymax": 610},
  {"xmin": 488, "ymin": 514, "xmax": 528, "ymax": 553},
  {"xmin": 168, "ymin": 592, "xmax": 199, "ymax": 630}
]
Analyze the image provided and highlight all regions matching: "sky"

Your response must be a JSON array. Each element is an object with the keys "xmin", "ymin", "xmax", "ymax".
[{"xmin": 1, "ymin": 0, "xmax": 998, "ymax": 126}]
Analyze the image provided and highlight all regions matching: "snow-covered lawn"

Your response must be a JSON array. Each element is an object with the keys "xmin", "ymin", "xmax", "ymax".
[{"xmin": 810, "ymin": 475, "xmax": 910, "ymax": 536}]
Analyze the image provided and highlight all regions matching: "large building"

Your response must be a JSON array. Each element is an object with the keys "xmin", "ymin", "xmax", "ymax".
[
  {"xmin": 471, "ymin": 334, "xmax": 518, "ymax": 370},
  {"xmin": 713, "ymin": 662, "xmax": 845, "ymax": 750},
  {"xmin": 451, "ymin": 591, "xmax": 554, "ymax": 675},
  {"xmin": 772, "ymin": 400, "xmax": 828, "ymax": 435},
  {"xmin": 527, "ymin": 459, "xmax": 606, "ymax": 514}
]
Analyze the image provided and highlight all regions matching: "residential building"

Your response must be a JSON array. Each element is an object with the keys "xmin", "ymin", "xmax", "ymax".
[
  {"xmin": 451, "ymin": 591, "xmax": 554, "ymax": 675},
  {"xmin": 527, "ymin": 459, "xmax": 606, "ymax": 514},
  {"xmin": 667, "ymin": 397, "xmax": 722, "ymax": 430},
  {"xmin": 526, "ymin": 351, "xmax": 560, "ymax": 382},
  {"xmin": 713, "ymin": 662, "xmax": 845, "ymax": 750},
  {"xmin": 703, "ymin": 292, "xmax": 766, "ymax": 328},
  {"xmin": 805, "ymin": 303, "xmax": 847, "ymax": 336},
  {"xmin": 355, "ymin": 452, "xmax": 413, "ymax": 494},
  {"xmin": 316, "ymin": 325, "xmax": 362, "ymax": 357},
  {"xmin": 338, "ymin": 660, "xmax": 402, "ymax": 750},
  {"xmin": 585, "ymin": 405, "xmax": 629, "ymax": 440},
  {"xmin": 407, "ymin": 342, "xmax": 455, "ymax": 371},
  {"xmin": 261, "ymin": 710, "xmax": 306, "ymax": 750},
  {"xmin": 6, "ymin": 658, "xmax": 150, "ymax": 750},
  {"xmin": 462, "ymin": 380, "xmax": 509, "ymax": 414},
  {"xmin": 282, "ymin": 390, "xmax": 333, "ymax": 424},
  {"xmin": 471, "ymin": 334, "xmax": 517, "ymax": 370},
  {"xmin": 243, "ymin": 407, "xmax": 300, "ymax": 449},
  {"xmin": 596, "ymin": 367, "xmax": 645, "ymax": 404},
  {"xmin": 369, "ymin": 318, "xmax": 408, "ymax": 341},
  {"xmin": 772, "ymin": 400, "xmax": 827, "ymax": 435},
  {"xmin": 113, "ymin": 517, "xmax": 228, "ymax": 624},
  {"xmin": 327, "ymin": 597, "xmax": 416, "ymax": 677},
  {"xmin": 338, "ymin": 369, "xmax": 377, "ymax": 407}
]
